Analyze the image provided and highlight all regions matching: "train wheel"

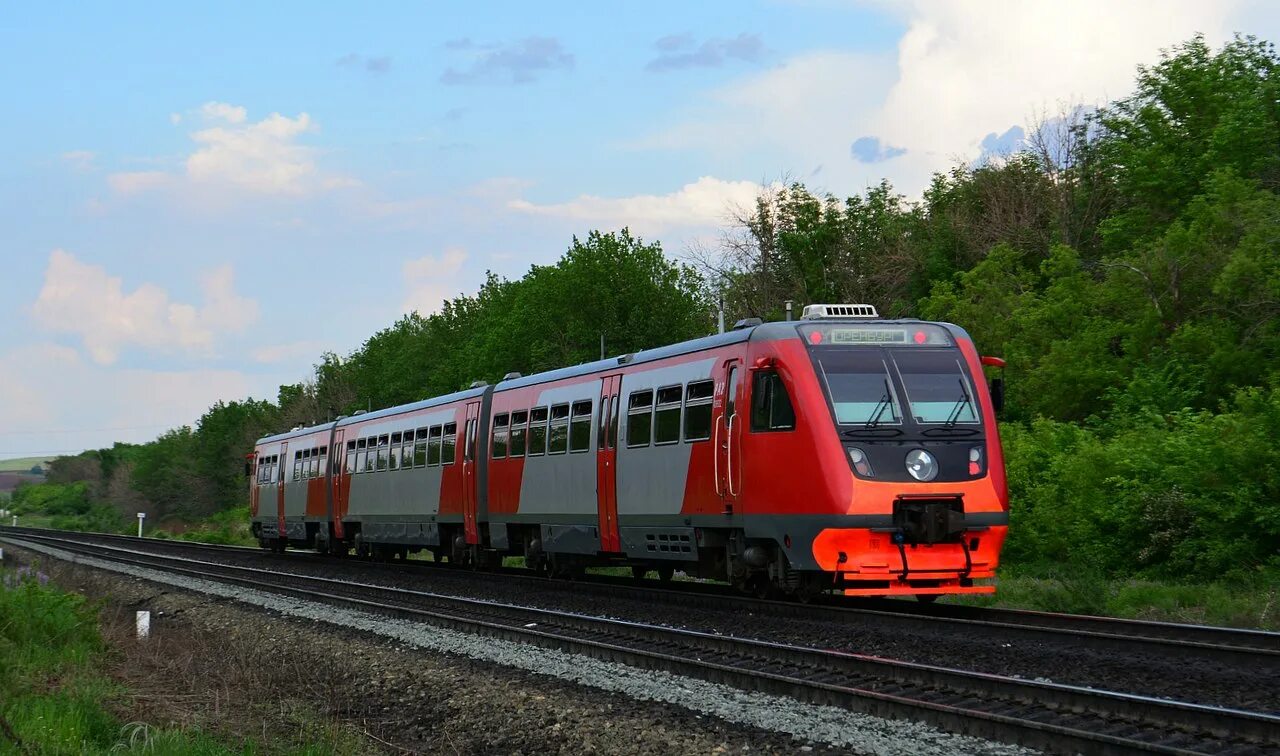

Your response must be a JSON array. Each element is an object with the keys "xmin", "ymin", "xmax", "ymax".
[
  {"xmin": 917, "ymin": 595, "xmax": 939, "ymax": 604},
  {"xmin": 657, "ymin": 566, "xmax": 675, "ymax": 583},
  {"xmin": 631, "ymin": 566, "xmax": 649, "ymax": 580}
]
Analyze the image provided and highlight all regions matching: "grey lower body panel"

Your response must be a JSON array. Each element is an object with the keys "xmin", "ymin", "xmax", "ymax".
[
  {"xmin": 619, "ymin": 526, "xmax": 698, "ymax": 561},
  {"xmin": 540, "ymin": 523, "xmax": 600, "ymax": 555},
  {"xmin": 348, "ymin": 520, "xmax": 440, "ymax": 547}
]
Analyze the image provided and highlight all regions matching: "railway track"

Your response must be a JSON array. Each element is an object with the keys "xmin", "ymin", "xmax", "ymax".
[
  {"xmin": 2, "ymin": 526, "xmax": 1275, "ymax": 673},
  {"xmin": 4, "ymin": 530, "xmax": 1280, "ymax": 755}
]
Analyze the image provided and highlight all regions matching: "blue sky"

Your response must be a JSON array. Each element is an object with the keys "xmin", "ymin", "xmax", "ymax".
[{"xmin": 1, "ymin": 1, "xmax": 1275, "ymax": 458}]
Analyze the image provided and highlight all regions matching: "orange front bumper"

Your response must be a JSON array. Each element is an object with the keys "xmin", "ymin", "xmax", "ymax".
[{"xmin": 813, "ymin": 524, "xmax": 1006, "ymax": 597}]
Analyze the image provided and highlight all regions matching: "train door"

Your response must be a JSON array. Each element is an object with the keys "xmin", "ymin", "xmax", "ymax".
[
  {"xmin": 715, "ymin": 359, "xmax": 744, "ymax": 514},
  {"xmin": 596, "ymin": 374, "xmax": 622, "ymax": 553},
  {"xmin": 248, "ymin": 453, "xmax": 259, "ymax": 518},
  {"xmin": 330, "ymin": 429, "xmax": 345, "ymax": 540},
  {"xmin": 462, "ymin": 401, "xmax": 481, "ymax": 544},
  {"xmin": 276, "ymin": 441, "xmax": 289, "ymax": 538}
]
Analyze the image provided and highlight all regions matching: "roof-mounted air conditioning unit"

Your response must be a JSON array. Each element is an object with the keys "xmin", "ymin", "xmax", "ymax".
[{"xmin": 800, "ymin": 304, "xmax": 879, "ymax": 320}]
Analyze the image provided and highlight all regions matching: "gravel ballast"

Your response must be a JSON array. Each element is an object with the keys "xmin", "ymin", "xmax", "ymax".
[
  {"xmin": 5, "ymin": 537, "xmax": 1035, "ymax": 756},
  {"xmin": 41, "ymin": 533, "xmax": 1275, "ymax": 713}
]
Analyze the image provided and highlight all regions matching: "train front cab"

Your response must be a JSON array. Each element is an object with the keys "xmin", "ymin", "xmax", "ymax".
[{"xmin": 741, "ymin": 313, "xmax": 1008, "ymax": 599}]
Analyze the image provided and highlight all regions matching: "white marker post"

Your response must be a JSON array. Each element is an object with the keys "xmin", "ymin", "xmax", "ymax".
[
  {"xmin": 136, "ymin": 610, "xmax": 150, "ymax": 640},
  {"xmin": 137, "ymin": 512, "xmax": 146, "ymax": 537}
]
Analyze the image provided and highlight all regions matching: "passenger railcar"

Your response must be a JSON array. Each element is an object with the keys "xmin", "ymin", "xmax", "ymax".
[{"xmin": 249, "ymin": 305, "xmax": 1008, "ymax": 598}]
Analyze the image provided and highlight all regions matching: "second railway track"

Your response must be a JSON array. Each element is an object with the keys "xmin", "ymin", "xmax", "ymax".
[
  {"xmin": 4, "ymin": 531, "xmax": 1280, "ymax": 755},
  {"xmin": 4, "ymin": 526, "xmax": 1276, "ymax": 671}
]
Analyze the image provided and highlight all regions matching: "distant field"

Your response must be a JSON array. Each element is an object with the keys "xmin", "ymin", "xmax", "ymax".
[{"xmin": 0, "ymin": 457, "xmax": 52, "ymax": 473}]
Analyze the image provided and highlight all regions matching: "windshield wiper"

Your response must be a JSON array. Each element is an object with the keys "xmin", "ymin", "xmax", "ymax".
[
  {"xmin": 864, "ymin": 379, "xmax": 893, "ymax": 428},
  {"xmin": 944, "ymin": 378, "xmax": 972, "ymax": 428},
  {"xmin": 922, "ymin": 427, "xmax": 979, "ymax": 437},
  {"xmin": 844, "ymin": 427, "xmax": 903, "ymax": 438}
]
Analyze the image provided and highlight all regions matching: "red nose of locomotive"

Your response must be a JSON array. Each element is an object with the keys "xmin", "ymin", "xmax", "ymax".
[{"xmin": 797, "ymin": 310, "xmax": 1008, "ymax": 597}]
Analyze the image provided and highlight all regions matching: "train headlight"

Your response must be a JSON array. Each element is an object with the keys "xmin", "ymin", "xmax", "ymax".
[
  {"xmin": 969, "ymin": 446, "xmax": 984, "ymax": 476},
  {"xmin": 849, "ymin": 447, "xmax": 874, "ymax": 478},
  {"xmin": 905, "ymin": 449, "xmax": 938, "ymax": 482}
]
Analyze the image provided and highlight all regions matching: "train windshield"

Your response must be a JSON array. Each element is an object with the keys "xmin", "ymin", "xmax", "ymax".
[
  {"xmin": 893, "ymin": 350, "xmax": 979, "ymax": 424},
  {"xmin": 812, "ymin": 348, "xmax": 981, "ymax": 427},
  {"xmin": 813, "ymin": 351, "xmax": 902, "ymax": 425}
]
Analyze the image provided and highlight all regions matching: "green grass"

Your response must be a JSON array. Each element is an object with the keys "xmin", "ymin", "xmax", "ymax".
[
  {"xmin": 152, "ymin": 506, "xmax": 256, "ymax": 547},
  {"xmin": 0, "ymin": 565, "xmax": 364, "ymax": 754},
  {"xmin": 0, "ymin": 457, "xmax": 51, "ymax": 473},
  {"xmin": 948, "ymin": 565, "xmax": 1280, "ymax": 630}
]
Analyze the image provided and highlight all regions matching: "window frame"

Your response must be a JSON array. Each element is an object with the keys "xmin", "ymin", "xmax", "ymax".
[
  {"xmin": 527, "ymin": 407, "xmax": 548, "ymax": 457},
  {"xmin": 376, "ymin": 434, "xmax": 390, "ymax": 471},
  {"xmin": 547, "ymin": 403, "xmax": 570, "ymax": 454},
  {"xmin": 751, "ymin": 370, "xmax": 797, "ymax": 433},
  {"xmin": 509, "ymin": 410, "xmax": 528, "ymax": 457},
  {"xmin": 442, "ymin": 422, "xmax": 457, "ymax": 465},
  {"xmin": 683, "ymin": 379, "xmax": 715, "ymax": 442},
  {"xmin": 414, "ymin": 428, "xmax": 428, "ymax": 467},
  {"xmin": 491, "ymin": 413, "xmax": 510, "ymax": 460},
  {"xmin": 569, "ymin": 400, "xmax": 592, "ymax": 453},
  {"xmin": 626, "ymin": 389, "xmax": 654, "ymax": 448},
  {"xmin": 653, "ymin": 385, "xmax": 683, "ymax": 445}
]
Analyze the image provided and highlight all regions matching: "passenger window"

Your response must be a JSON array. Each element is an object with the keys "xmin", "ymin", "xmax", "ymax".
[
  {"xmin": 390, "ymin": 432, "xmax": 402, "ymax": 471},
  {"xmin": 442, "ymin": 422, "xmax": 457, "ymax": 464},
  {"xmin": 318, "ymin": 446, "xmax": 327, "ymax": 477},
  {"xmin": 427, "ymin": 425, "xmax": 443, "ymax": 466},
  {"xmin": 492, "ymin": 414, "xmax": 510, "ymax": 459},
  {"xmin": 293, "ymin": 452, "xmax": 302, "ymax": 482},
  {"xmin": 414, "ymin": 428, "xmax": 428, "ymax": 467},
  {"xmin": 400, "ymin": 431, "xmax": 414, "ymax": 469},
  {"xmin": 684, "ymin": 380, "xmax": 714, "ymax": 441},
  {"xmin": 548, "ymin": 404, "xmax": 570, "ymax": 454},
  {"xmin": 654, "ymin": 386, "xmax": 682, "ymax": 444},
  {"xmin": 510, "ymin": 410, "xmax": 528, "ymax": 457},
  {"xmin": 377, "ymin": 435, "xmax": 390, "ymax": 471},
  {"xmin": 528, "ymin": 407, "xmax": 548, "ymax": 456},
  {"xmin": 356, "ymin": 439, "xmax": 367, "ymax": 473},
  {"xmin": 346, "ymin": 440, "xmax": 356, "ymax": 474},
  {"xmin": 311, "ymin": 448, "xmax": 320, "ymax": 478},
  {"xmin": 627, "ymin": 390, "xmax": 653, "ymax": 447},
  {"xmin": 569, "ymin": 401, "xmax": 592, "ymax": 452},
  {"xmin": 751, "ymin": 371, "xmax": 797, "ymax": 432}
]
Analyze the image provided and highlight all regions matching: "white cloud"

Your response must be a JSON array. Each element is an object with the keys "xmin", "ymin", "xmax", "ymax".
[
  {"xmin": 403, "ymin": 248, "xmax": 469, "ymax": 315},
  {"xmin": 251, "ymin": 340, "xmax": 328, "ymax": 364},
  {"xmin": 870, "ymin": 0, "xmax": 1241, "ymax": 166},
  {"xmin": 0, "ymin": 343, "xmax": 256, "ymax": 458},
  {"xmin": 61, "ymin": 150, "xmax": 95, "ymax": 171},
  {"xmin": 508, "ymin": 176, "xmax": 767, "ymax": 233},
  {"xmin": 186, "ymin": 111, "xmax": 317, "ymax": 194},
  {"xmin": 199, "ymin": 101, "xmax": 247, "ymax": 124},
  {"xmin": 30, "ymin": 250, "xmax": 260, "ymax": 365},
  {"xmin": 108, "ymin": 104, "xmax": 357, "ymax": 198},
  {"xmin": 638, "ymin": 2, "xmax": 1260, "ymax": 195},
  {"xmin": 108, "ymin": 170, "xmax": 172, "ymax": 194}
]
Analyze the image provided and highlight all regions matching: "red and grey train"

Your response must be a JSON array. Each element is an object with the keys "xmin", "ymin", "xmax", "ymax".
[{"xmin": 248, "ymin": 304, "xmax": 1009, "ymax": 598}]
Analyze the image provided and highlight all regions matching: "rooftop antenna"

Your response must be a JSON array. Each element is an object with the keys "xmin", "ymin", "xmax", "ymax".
[
  {"xmin": 717, "ymin": 291, "xmax": 726, "ymax": 334},
  {"xmin": 785, "ymin": 300, "xmax": 793, "ymax": 321},
  {"xmin": 600, "ymin": 332, "xmax": 605, "ymax": 361}
]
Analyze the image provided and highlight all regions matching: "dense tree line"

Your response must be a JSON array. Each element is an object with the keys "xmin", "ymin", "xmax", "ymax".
[{"xmin": 15, "ymin": 35, "xmax": 1279, "ymax": 582}]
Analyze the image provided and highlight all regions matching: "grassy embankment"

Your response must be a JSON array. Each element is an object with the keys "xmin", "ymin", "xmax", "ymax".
[
  {"xmin": 949, "ymin": 566, "xmax": 1279, "ymax": 630},
  {"xmin": 0, "ymin": 560, "xmax": 364, "ymax": 754},
  {"xmin": 0, "ymin": 458, "xmax": 51, "ymax": 473}
]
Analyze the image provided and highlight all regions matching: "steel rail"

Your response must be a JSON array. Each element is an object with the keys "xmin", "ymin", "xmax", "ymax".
[
  {"xmin": 3, "ymin": 526, "xmax": 1277, "ymax": 667},
  {"xmin": 5, "ymin": 533, "xmax": 1279, "ymax": 756}
]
